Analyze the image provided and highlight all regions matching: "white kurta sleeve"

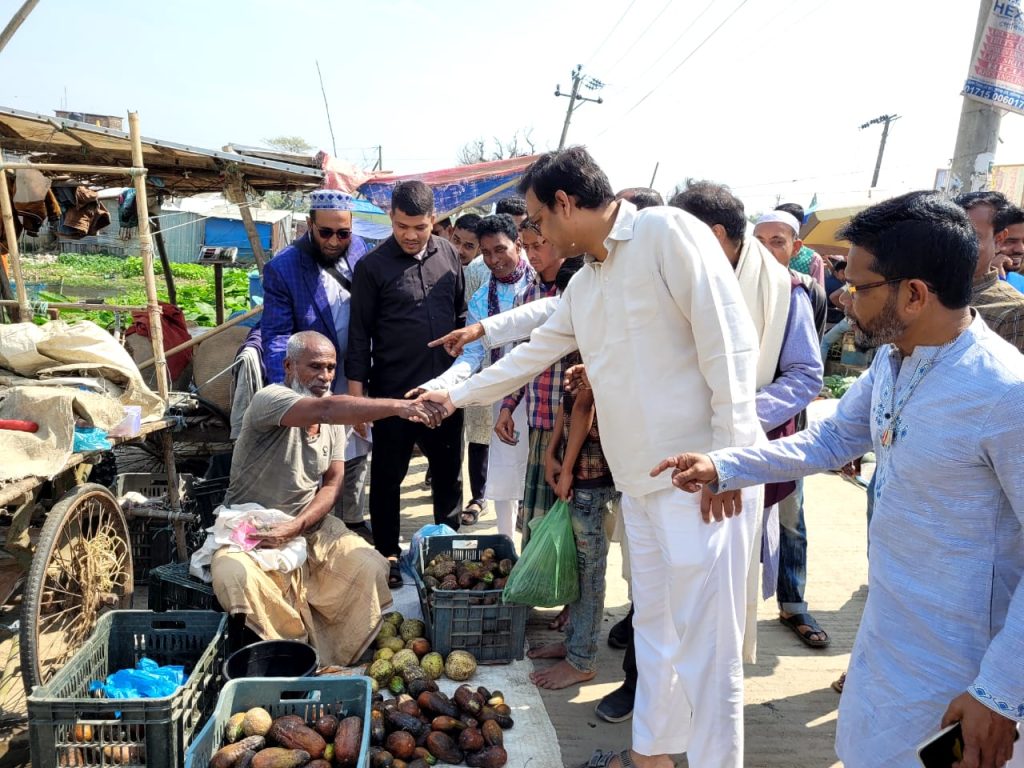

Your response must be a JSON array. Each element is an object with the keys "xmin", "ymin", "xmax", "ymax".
[
  {"xmin": 970, "ymin": 381, "xmax": 1024, "ymax": 722},
  {"xmin": 480, "ymin": 297, "xmax": 559, "ymax": 348},
  {"xmin": 419, "ymin": 303, "xmax": 487, "ymax": 392},
  {"xmin": 451, "ymin": 291, "xmax": 577, "ymax": 408},
  {"xmin": 657, "ymin": 217, "xmax": 760, "ymax": 450}
]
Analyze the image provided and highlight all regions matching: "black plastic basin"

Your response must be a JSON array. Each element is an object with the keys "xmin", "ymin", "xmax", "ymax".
[{"xmin": 222, "ymin": 639, "xmax": 319, "ymax": 680}]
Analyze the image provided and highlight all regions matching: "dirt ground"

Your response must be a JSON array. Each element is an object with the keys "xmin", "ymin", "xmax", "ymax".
[{"xmin": 398, "ymin": 456, "xmax": 870, "ymax": 768}]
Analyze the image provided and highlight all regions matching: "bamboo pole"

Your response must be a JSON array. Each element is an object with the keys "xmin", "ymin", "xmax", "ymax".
[
  {"xmin": 226, "ymin": 177, "xmax": 267, "ymax": 273},
  {"xmin": 150, "ymin": 216, "xmax": 177, "ymax": 305},
  {"xmin": 0, "ymin": 152, "xmax": 28, "ymax": 322},
  {"xmin": 128, "ymin": 112, "xmax": 169, "ymax": 404},
  {"xmin": 137, "ymin": 305, "xmax": 263, "ymax": 370},
  {"xmin": 438, "ymin": 176, "xmax": 522, "ymax": 221},
  {"xmin": 0, "ymin": 0, "xmax": 41, "ymax": 56},
  {"xmin": 0, "ymin": 161, "xmax": 147, "ymax": 176},
  {"xmin": 0, "ymin": 300, "xmax": 145, "ymax": 311},
  {"xmin": 129, "ymin": 112, "xmax": 182, "ymax": 534}
]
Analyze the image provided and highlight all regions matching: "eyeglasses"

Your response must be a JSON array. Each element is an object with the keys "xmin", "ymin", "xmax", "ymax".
[
  {"xmin": 520, "ymin": 208, "xmax": 542, "ymax": 236},
  {"xmin": 841, "ymin": 277, "xmax": 905, "ymax": 296},
  {"xmin": 315, "ymin": 226, "xmax": 352, "ymax": 241}
]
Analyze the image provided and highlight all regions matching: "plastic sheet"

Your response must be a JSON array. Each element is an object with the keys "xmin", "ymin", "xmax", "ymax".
[
  {"xmin": 73, "ymin": 426, "xmax": 112, "ymax": 452},
  {"xmin": 89, "ymin": 657, "xmax": 185, "ymax": 700}
]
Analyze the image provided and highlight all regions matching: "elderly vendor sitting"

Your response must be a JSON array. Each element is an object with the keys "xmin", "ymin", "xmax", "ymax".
[{"xmin": 211, "ymin": 330, "xmax": 444, "ymax": 665}]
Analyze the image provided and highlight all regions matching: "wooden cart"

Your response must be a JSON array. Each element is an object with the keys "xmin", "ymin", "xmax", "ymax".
[{"xmin": 0, "ymin": 114, "xmax": 184, "ymax": 749}]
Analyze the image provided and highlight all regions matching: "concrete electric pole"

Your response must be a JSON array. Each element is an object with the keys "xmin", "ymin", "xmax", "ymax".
[
  {"xmin": 555, "ymin": 66, "xmax": 604, "ymax": 150},
  {"xmin": 860, "ymin": 114, "xmax": 900, "ymax": 189},
  {"xmin": 950, "ymin": 0, "xmax": 1003, "ymax": 194}
]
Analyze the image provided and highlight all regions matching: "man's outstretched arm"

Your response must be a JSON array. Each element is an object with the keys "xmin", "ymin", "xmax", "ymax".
[{"xmin": 281, "ymin": 394, "xmax": 446, "ymax": 429}]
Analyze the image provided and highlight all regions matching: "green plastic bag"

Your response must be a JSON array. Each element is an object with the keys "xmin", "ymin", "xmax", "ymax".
[{"xmin": 501, "ymin": 499, "xmax": 579, "ymax": 607}]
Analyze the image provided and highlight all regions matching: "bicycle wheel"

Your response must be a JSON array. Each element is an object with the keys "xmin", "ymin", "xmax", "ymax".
[{"xmin": 19, "ymin": 484, "xmax": 134, "ymax": 690}]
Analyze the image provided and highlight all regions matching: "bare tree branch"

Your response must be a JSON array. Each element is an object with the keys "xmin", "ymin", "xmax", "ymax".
[{"xmin": 522, "ymin": 127, "xmax": 535, "ymax": 154}]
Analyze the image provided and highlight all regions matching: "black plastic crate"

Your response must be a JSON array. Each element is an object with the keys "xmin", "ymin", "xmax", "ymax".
[
  {"xmin": 115, "ymin": 473, "xmax": 190, "ymax": 584},
  {"xmin": 148, "ymin": 562, "xmax": 223, "ymax": 613},
  {"xmin": 28, "ymin": 610, "xmax": 227, "ymax": 768},
  {"xmin": 184, "ymin": 476, "xmax": 230, "ymax": 530},
  {"xmin": 127, "ymin": 517, "xmax": 175, "ymax": 585},
  {"xmin": 411, "ymin": 534, "xmax": 527, "ymax": 663},
  {"xmin": 184, "ymin": 676, "xmax": 372, "ymax": 768}
]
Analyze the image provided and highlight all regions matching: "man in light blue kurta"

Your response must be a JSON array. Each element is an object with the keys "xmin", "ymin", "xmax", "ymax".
[{"xmin": 654, "ymin": 192, "xmax": 1024, "ymax": 768}]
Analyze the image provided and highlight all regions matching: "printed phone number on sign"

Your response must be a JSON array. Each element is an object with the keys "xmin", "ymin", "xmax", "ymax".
[{"xmin": 964, "ymin": 79, "xmax": 1024, "ymax": 110}]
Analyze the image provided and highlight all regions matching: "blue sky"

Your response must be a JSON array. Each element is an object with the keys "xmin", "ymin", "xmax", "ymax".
[{"xmin": 2, "ymin": 0, "xmax": 1021, "ymax": 213}]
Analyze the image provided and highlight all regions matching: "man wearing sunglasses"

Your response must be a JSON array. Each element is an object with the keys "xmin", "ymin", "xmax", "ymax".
[{"xmin": 261, "ymin": 188, "xmax": 373, "ymax": 540}]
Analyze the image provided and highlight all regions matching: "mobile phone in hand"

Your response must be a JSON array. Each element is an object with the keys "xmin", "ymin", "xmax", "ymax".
[{"xmin": 918, "ymin": 722, "xmax": 964, "ymax": 768}]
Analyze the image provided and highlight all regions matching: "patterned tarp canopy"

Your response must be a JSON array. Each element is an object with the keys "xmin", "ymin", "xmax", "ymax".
[{"xmin": 358, "ymin": 155, "xmax": 538, "ymax": 217}]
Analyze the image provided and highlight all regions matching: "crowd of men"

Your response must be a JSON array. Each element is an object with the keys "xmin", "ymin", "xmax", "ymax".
[{"xmin": 208, "ymin": 147, "xmax": 1023, "ymax": 768}]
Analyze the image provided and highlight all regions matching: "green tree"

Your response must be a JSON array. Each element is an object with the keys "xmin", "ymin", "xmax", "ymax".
[{"xmin": 263, "ymin": 135, "xmax": 315, "ymax": 153}]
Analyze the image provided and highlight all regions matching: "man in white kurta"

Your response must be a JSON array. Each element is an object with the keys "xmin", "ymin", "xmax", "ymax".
[
  {"xmin": 662, "ymin": 192, "xmax": 1024, "ymax": 768},
  {"xmin": 421, "ymin": 148, "xmax": 761, "ymax": 768}
]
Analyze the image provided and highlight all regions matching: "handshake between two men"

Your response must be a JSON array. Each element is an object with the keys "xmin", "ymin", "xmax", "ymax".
[{"xmin": 398, "ymin": 322, "xmax": 744, "ymax": 524}]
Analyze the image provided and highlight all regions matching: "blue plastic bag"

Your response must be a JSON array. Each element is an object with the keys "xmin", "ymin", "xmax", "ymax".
[
  {"xmin": 401, "ymin": 523, "xmax": 457, "ymax": 578},
  {"xmin": 73, "ymin": 426, "xmax": 112, "ymax": 452},
  {"xmin": 91, "ymin": 657, "xmax": 185, "ymax": 700}
]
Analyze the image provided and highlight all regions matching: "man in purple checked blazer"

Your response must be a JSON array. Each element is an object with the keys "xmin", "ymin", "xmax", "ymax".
[{"xmin": 261, "ymin": 188, "xmax": 373, "ymax": 539}]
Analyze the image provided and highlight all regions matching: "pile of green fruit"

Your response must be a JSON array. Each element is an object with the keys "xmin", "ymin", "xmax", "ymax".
[
  {"xmin": 369, "ymin": 681, "xmax": 513, "ymax": 767},
  {"xmin": 419, "ymin": 550, "xmax": 513, "ymax": 605},
  {"xmin": 369, "ymin": 612, "xmax": 477, "ymax": 693},
  {"xmin": 210, "ymin": 706, "xmax": 364, "ymax": 768}
]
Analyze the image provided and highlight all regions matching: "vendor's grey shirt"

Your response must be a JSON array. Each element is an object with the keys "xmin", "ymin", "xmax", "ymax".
[{"xmin": 224, "ymin": 385, "xmax": 345, "ymax": 518}]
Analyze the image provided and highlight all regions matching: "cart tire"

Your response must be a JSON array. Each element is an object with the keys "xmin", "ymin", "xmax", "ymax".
[{"xmin": 19, "ymin": 484, "xmax": 134, "ymax": 691}]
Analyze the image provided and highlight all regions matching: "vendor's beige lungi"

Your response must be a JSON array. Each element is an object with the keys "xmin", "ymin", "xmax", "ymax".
[{"xmin": 211, "ymin": 516, "xmax": 392, "ymax": 666}]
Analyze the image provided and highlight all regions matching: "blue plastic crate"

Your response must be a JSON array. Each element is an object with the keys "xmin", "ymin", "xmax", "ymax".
[{"xmin": 184, "ymin": 676, "xmax": 372, "ymax": 768}]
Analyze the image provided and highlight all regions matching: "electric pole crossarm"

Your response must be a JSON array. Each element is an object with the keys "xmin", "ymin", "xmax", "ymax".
[
  {"xmin": 859, "ymin": 114, "xmax": 900, "ymax": 189},
  {"xmin": 555, "ymin": 65, "xmax": 604, "ymax": 150}
]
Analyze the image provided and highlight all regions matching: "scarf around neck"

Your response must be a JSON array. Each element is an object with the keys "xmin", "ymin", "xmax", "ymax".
[{"xmin": 487, "ymin": 257, "xmax": 532, "ymax": 362}]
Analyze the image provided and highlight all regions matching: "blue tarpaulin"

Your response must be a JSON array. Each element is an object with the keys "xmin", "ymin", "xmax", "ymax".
[{"xmin": 358, "ymin": 155, "xmax": 538, "ymax": 216}]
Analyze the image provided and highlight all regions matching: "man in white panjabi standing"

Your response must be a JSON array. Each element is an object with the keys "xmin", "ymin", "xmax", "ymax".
[{"xmin": 419, "ymin": 147, "xmax": 761, "ymax": 768}]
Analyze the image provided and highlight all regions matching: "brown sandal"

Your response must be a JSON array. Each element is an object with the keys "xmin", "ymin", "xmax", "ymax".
[{"xmin": 461, "ymin": 501, "xmax": 483, "ymax": 526}]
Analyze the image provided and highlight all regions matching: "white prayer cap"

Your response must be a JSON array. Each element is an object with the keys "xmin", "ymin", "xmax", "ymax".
[
  {"xmin": 309, "ymin": 189, "xmax": 354, "ymax": 211},
  {"xmin": 755, "ymin": 210, "xmax": 801, "ymax": 237}
]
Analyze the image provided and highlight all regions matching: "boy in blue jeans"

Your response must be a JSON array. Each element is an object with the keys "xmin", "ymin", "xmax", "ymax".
[{"xmin": 528, "ymin": 355, "xmax": 619, "ymax": 689}]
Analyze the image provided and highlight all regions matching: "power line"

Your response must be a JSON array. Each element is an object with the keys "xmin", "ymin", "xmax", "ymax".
[
  {"xmin": 595, "ymin": 0, "xmax": 750, "ymax": 138},
  {"xmin": 586, "ymin": 0, "xmax": 638, "ymax": 67},
  {"xmin": 616, "ymin": 0, "xmax": 717, "ymax": 88},
  {"xmin": 605, "ymin": 0, "xmax": 675, "ymax": 72}
]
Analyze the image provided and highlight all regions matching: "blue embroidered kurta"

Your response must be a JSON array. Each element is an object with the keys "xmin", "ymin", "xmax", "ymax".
[{"xmin": 709, "ymin": 315, "xmax": 1024, "ymax": 767}]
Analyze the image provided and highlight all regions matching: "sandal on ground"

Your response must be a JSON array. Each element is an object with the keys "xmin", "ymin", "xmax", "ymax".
[
  {"xmin": 387, "ymin": 558, "xmax": 403, "ymax": 589},
  {"xmin": 831, "ymin": 672, "xmax": 846, "ymax": 694},
  {"xmin": 461, "ymin": 501, "xmax": 483, "ymax": 526},
  {"xmin": 583, "ymin": 749, "xmax": 634, "ymax": 768},
  {"xmin": 779, "ymin": 612, "xmax": 830, "ymax": 648}
]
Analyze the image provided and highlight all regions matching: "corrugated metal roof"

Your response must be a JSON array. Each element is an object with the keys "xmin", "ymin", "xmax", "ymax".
[{"xmin": 0, "ymin": 106, "xmax": 324, "ymax": 194}]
